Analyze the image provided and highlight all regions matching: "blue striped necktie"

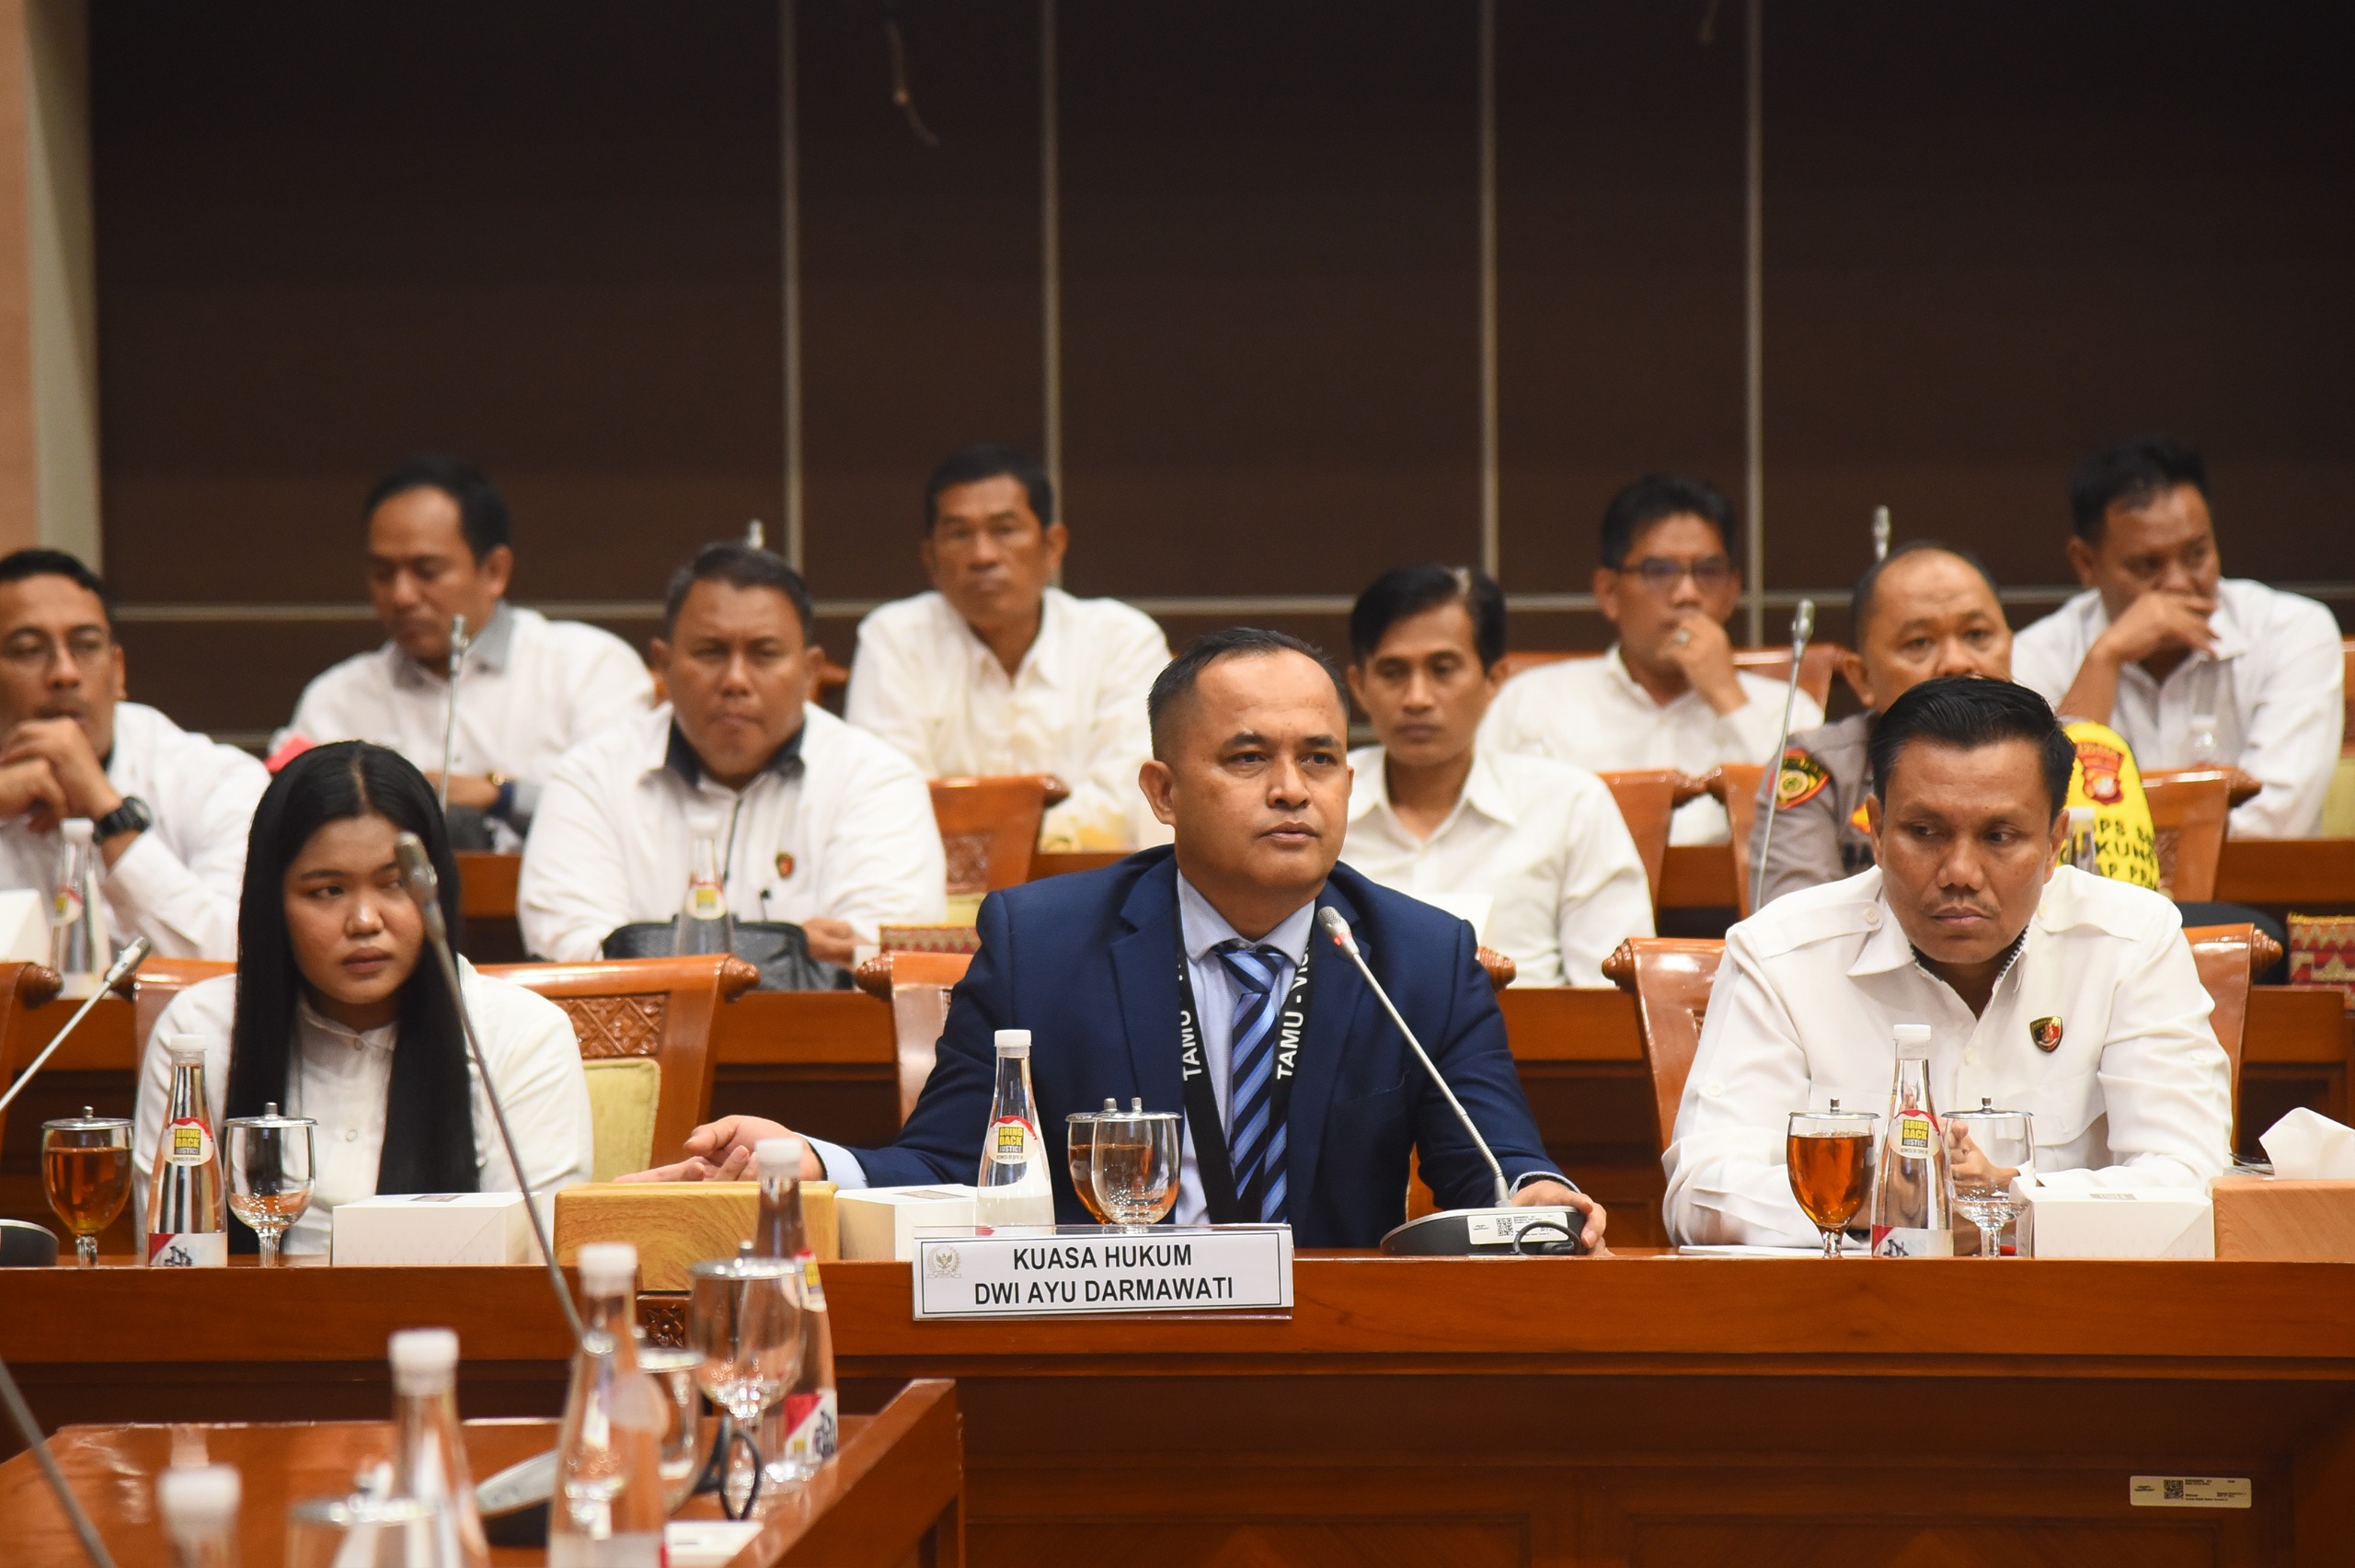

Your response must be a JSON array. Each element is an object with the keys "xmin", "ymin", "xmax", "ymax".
[{"xmin": 1212, "ymin": 939, "xmax": 1289, "ymax": 1223}]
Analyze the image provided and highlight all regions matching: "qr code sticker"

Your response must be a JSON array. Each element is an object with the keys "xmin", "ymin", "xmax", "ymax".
[{"xmin": 2164, "ymin": 1481, "xmax": 2185, "ymax": 1500}]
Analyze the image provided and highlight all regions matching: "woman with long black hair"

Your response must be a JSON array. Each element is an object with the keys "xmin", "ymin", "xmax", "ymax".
[{"xmin": 134, "ymin": 742, "xmax": 592, "ymax": 1253}]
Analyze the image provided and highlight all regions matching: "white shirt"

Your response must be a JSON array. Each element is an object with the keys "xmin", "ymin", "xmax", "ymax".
[
  {"xmin": 2012, "ymin": 579, "xmax": 2343, "ymax": 837},
  {"xmin": 0, "ymin": 702, "xmax": 268, "ymax": 960},
  {"xmin": 279, "ymin": 603, "xmax": 655, "ymax": 841},
  {"xmin": 133, "ymin": 960, "xmax": 595, "ymax": 1253},
  {"xmin": 517, "ymin": 703, "xmax": 948, "ymax": 961},
  {"xmin": 845, "ymin": 588, "xmax": 1172, "ymax": 851},
  {"xmin": 1476, "ymin": 647, "xmax": 1822, "ymax": 844},
  {"xmin": 1340, "ymin": 746, "xmax": 1655, "ymax": 986},
  {"xmin": 1661, "ymin": 865, "xmax": 2233, "ymax": 1248}
]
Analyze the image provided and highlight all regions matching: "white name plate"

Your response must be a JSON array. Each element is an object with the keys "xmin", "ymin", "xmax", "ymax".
[{"xmin": 910, "ymin": 1225, "xmax": 1293, "ymax": 1319}]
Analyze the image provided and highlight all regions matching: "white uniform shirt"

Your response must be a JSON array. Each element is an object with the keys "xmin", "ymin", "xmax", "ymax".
[
  {"xmin": 845, "ymin": 588, "xmax": 1171, "ymax": 851},
  {"xmin": 1340, "ymin": 746, "xmax": 1655, "ymax": 987},
  {"xmin": 279, "ymin": 603, "xmax": 654, "ymax": 839},
  {"xmin": 0, "ymin": 702, "xmax": 268, "ymax": 960},
  {"xmin": 1476, "ymin": 647, "xmax": 1821, "ymax": 844},
  {"xmin": 2011, "ymin": 579, "xmax": 2344, "ymax": 837},
  {"xmin": 134, "ymin": 961, "xmax": 594, "ymax": 1253},
  {"xmin": 517, "ymin": 704, "xmax": 948, "ymax": 961},
  {"xmin": 1661, "ymin": 865, "xmax": 2233, "ymax": 1248}
]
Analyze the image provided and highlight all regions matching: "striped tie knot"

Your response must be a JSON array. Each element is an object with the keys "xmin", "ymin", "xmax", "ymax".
[{"xmin": 1211, "ymin": 938, "xmax": 1289, "ymax": 1223}]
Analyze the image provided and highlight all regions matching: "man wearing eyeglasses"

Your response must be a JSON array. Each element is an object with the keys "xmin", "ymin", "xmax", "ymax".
[
  {"xmin": 0, "ymin": 550, "xmax": 268, "ymax": 959},
  {"xmin": 1479, "ymin": 474, "xmax": 1819, "ymax": 843}
]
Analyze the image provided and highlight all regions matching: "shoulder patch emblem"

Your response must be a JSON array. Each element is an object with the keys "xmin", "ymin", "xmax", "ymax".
[
  {"xmin": 1774, "ymin": 747, "xmax": 1831, "ymax": 810},
  {"xmin": 2074, "ymin": 741, "xmax": 2126, "ymax": 807},
  {"xmin": 2029, "ymin": 1015, "xmax": 2063, "ymax": 1053}
]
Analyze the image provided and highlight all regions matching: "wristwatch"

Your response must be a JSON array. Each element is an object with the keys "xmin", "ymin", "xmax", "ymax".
[
  {"xmin": 485, "ymin": 773, "xmax": 516, "ymax": 821},
  {"xmin": 94, "ymin": 795, "xmax": 152, "ymax": 841}
]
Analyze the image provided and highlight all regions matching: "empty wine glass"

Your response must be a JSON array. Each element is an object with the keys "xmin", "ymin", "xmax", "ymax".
[
  {"xmin": 1947, "ymin": 1100, "xmax": 2034, "ymax": 1258},
  {"xmin": 690, "ymin": 1253, "xmax": 803, "ymax": 1512},
  {"xmin": 223, "ymin": 1103, "xmax": 316, "ymax": 1265},
  {"xmin": 1089, "ymin": 1110, "xmax": 1182, "ymax": 1233},
  {"xmin": 1786, "ymin": 1103, "xmax": 1878, "ymax": 1258},
  {"xmin": 40, "ymin": 1107, "xmax": 132, "ymax": 1266}
]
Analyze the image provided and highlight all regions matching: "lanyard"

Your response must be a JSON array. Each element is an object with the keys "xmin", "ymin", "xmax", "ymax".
[{"xmin": 1173, "ymin": 919, "xmax": 1315, "ymax": 1223}]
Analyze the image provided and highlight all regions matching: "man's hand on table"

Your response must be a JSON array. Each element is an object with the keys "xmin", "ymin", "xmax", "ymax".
[
  {"xmin": 614, "ymin": 1114, "xmax": 818, "ymax": 1183},
  {"xmin": 1512, "ymin": 1180, "xmax": 1609, "ymax": 1255}
]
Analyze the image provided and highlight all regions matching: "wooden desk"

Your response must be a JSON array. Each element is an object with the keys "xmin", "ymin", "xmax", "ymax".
[
  {"xmin": 6, "ymin": 1256, "xmax": 2349, "ymax": 1565},
  {"xmin": 0, "ymin": 1379, "xmax": 963, "ymax": 1567},
  {"xmin": 2216, "ymin": 837, "xmax": 2355, "ymax": 910}
]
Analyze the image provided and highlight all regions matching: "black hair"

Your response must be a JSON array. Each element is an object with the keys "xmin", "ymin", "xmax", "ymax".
[
  {"xmin": 224, "ymin": 744, "xmax": 475, "ymax": 1250},
  {"xmin": 2068, "ymin": 435, "xmax": 2209, "ymax": 544},
  {"xmin": 364, "ymin": 453, "xmax": 512, "ymax": 562},
  {"xmin": 0, "ymin": 548, "xmax": 114, "ymax": 624},
  {"xmin": 1601, "ymin": 473, "xmax": 1738, "ymax": 570},
  {"xmin": 1850, "ymin": 541, "xmax": 2002, "ymax": 645},
  {"xmin": 1867, "ymin": 676, "xmax": 2076, "ymax": 821},
  {"xmin": 1348, "ymin": 564, "xmax": 1507, "ymax": 671},
  {"xmin": 924, "ymin": 442, "xmax": 1055, "ymax": 532},
  {"xmin": 661, "ymin": 542, "xmax": 816, "ymax": 642},
  {"xmin": 1147, "ymin": 627, "xmax": 1350, "ymax": 761}
]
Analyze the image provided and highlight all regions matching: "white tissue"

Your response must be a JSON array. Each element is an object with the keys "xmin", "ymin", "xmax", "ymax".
[{"xmin": 2258, "ymin": 1107, "xmax": 2355, "ymax": 1180}]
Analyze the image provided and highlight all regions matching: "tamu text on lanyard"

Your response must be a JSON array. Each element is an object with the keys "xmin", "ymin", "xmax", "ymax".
[{"xmin": 1173, "ymin": 921, "xmax": 1315, "ymax": 1223}]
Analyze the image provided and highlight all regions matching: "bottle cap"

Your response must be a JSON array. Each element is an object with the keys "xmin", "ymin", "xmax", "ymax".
[
  {"xmin": 755, "ymin": 1136, "xmax": 803, "ymax": 1174},
  {"xmin": 1892, "ymin": 1024, "xmax": 1933, "ymax": 1050},
  {"xmin": 61, "ymin": 818, "xmax": 92, "ymax": 845},
  {"xmin": 686, "ymin": 812, "xmax": 720, "ymax": 839},
  {"xmin": 386, "ymin": 1327, "xmax": 458, "ymax": 1393},
  {"xmin": 994, "ymin": 1029, "xmax": 1032, "ymax": 1057},
  {"xmin": 156, "ymin": 1463, "xmax": 241, "ymax": 1534},
  {"xmin": 577, "ymin": 1242, "xmax": 638, "ymax": 1294},
  {"xmin": 165, "ymin": 1033, "xmax": 210, "ymax": 1061}
]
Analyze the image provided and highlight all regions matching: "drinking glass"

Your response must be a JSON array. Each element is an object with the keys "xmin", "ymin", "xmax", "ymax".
[
  {"xmin": 1947, "ymin": 1101, "xmax": 2035, "ymax": 1259},
  {"xmin": 1786, "ymin": 1103, "xmax": 1878, "ymax": 1258},
  {"xmin": 636, "ymin": 1342, "xmax": 706, "ymax": 1512},
  {"xmin": 1089, "ymin": 1110, "xmax": 1182, "ymax": 1233},
  {"xmin": 690, "ymin": 1254, "xmax": 802, "ymax": 1500},
  {"xmin": 285, "ymin": 1495, "xmax": 438, "ymax": 1568},
  {"xmin": 1065, "ymin": 1109, "xmax": 1108, "ymax": 1223},
  {"xmin": 223, "ymin": 1103, "xmax": 316, "ymax": 1265},
  {"xmin": 40, "ymin": 1107, "xmax": 131, "ymax": 1266}
]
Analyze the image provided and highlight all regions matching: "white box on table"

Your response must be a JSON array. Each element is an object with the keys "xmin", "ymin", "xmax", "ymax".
[
  {"xmin": 836, "ymin": 1185, "xmax": 978, "ymax": 1261},
  {"xmin": 330, "ymin": 1192, "xmax": 540, "ymax": 1265},
  {"xmin": 2014, "ymin": 1182, "xmax": 2212, "ymax": 1259}
]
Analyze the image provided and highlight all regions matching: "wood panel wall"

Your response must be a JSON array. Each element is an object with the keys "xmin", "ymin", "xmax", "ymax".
[{"xmin": 74, "ymin": 0, "xmax": 2355, "ymax": 741}]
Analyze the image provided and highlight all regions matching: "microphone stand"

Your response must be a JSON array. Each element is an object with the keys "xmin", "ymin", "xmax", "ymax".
[
  {"xmin": 393, "ymin": 833, "xmax": 584, "ymax": 1345},
  {"xmin": 0, "ymin": 1347, "xmax": 118, "ymax": 1568},
  {"xmin": 437, "ymin": 613, "xmax": 470, "ymax": 815},
  {"xmin": 1749, "ymin": 599, "xmax": 1816, "ymax": 916},
  {"xmin": 0, "ymin": 938, "xmax": 151, "ymax": 1117}
]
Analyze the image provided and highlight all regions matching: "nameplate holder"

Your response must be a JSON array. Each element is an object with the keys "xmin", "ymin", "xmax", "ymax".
[{"xmin": 910, "ymin": 1224, "xmax": 1292, "ymax": 1319}]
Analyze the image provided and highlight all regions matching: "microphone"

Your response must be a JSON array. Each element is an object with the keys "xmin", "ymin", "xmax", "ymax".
[
  {"xmin": 0, "ymin": 937, "xmax": 151, "ymax": 1117},
  {"xmin": 1315, "ymin": 908, "xmax": 1581, "ymax": 1256},
  {"xmin": 437, "ymin": 612, "xmax": 470, "ymax": 814},
  {"xmin": 0, "ymin": 1348, "xmax": 118, "ymax": 1568},
  {"xmin": 1871, "ymin": 505, "xmax": 1891, "ymax": 563},
  {"xmin": 394, "ymin": 832, "xmax": 585, "ymax": 1345},
  {"xmin": 1749, "ymin": 598, "xmax": 1816, "ymax": 916}
]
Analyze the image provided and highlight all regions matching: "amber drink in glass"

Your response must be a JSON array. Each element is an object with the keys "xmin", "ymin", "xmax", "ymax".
[{"xmin": 1787, "ymin": 1102, "xmax": 1878, "ymax": 1258}]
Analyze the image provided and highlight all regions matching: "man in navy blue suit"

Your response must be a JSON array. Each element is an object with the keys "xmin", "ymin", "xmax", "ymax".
[{"xmin": 635, "ymin": 628, "xmax": 1605, "ymax": 1252}]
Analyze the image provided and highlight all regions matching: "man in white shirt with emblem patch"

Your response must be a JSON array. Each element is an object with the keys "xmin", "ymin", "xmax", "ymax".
[
  {"xmin": 2011, "ymin": 435, "xmax": 2342, "ymax": 837},
  {"xmin": 1478, "ymin": 474, "xmax": 1821, "ymax": 844},
  {"xmin": 279, "ymin": 454, "xmax": 655, "ymax": 848},
  {"xmin": 520, "ymin": 544, "xmax": 946, "ymax": 966},
  {"xmin": 846, "ymin": 443, "xmax": 1169, "ymax": 851},
  {"xmin": 1662, "ymin": 676, "xmax": 2232, "ymax": 1248},
  {"xmin": 0, "ymin": 550, "xmax": 267, "ymax": 959},
  {"xmin": 1340, "ymin": 564, "xmax": 1652, "ymax": 986}
]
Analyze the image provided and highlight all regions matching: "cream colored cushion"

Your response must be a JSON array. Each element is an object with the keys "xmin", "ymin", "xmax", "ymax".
[
  {"xmin": 581, "ymin": 1057, "xmax": 661, "ymax": 1183},
  {"xmin": 2321, "ymin": 753, "xmax": 2355, "ymax": 838}
]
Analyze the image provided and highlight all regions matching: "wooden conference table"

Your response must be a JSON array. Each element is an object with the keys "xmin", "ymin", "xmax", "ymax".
[
  {"xmin": 0, "ymin": 1378, "xmax": 964, "ymax": 1568},
  {"xmin": 3, "ymin": 1254, "xmax": 2349, "ymax": 1565}
]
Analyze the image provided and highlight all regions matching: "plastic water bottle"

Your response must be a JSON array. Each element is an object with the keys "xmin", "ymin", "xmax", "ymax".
[
  {"xmin": 1868, "ymin": 1027, "xmax": 1953, "ymax": 1257},
  {"xmin": 51, "ymin": 818, "xmax": 109, "ymax": 998},
  {"xmin": 975, "ymin": 1030, "xmax": 1055, "ymax": 1227},
  {"xmin": 146, "ymin": 1036, "xmax": 226, "ymax": 1267},
  {"xmin": 752, "ymin": 1137, "xmax": 837, "ymax": 1485},
  {"xmin": 157, "ymin": 1463, "xmax": 240, "ymax": 1568},
  {"xmin": 550, "ymin": 1243, "xmax": 667, "ymax": 1566},
  {"xmin": 385, "ymin": 1328, "xmax": 490, "ymax": 1568},
  {"xmin": 672, "ymin": 814, "xmax": 732, "ymax": 958}
]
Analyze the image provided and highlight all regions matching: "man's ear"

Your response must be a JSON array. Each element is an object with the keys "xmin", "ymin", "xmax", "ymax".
[
  {"xmin": 2063, "ymin": 534, "xmax": 2100, "ymax": 589},
  {"xmin": 1344, "ymin": 663, "xmax": 1369, "ymax": 712},
  {"xmin": 1591, "ymin": 566, "xmax": 1623, "ymax": 628},
  {"xmin": 2046, "ymin": 807, "xmax": 2072, "ymax": 875},
  {"xmin": 1041, "ymin": 521, "xmax": 1070, "ymax": 584},
  {"xmin": 1138, "ymin": 758, "xmax": 1178, "ymax": 828},
  {"xmin": 1861, "ymin": 793, "xmax": 1881, "ymax": 855},
  {"xmin": 1840, "ymin": 648, "xmax": 1875, "ymax": 711},
  {"xmin": 918, "ymin": 533, "xmax": 940, "ymax": 584},
  {"xmin": 478, "ymin": 544, "xmax": 515, "ymax": 600},
  {"xmin": 800, "ymin": 644, "xmax": 827, "ymax": 704},
  {"xmin": 110, "ymin": 643, "xmax": 128, "ymax": 704}
]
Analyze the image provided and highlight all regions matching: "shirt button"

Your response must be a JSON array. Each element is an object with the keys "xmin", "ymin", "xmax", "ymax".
[{"xmin": 345, "ymin": 1128, "xmax": 359, "ymax": 1142}]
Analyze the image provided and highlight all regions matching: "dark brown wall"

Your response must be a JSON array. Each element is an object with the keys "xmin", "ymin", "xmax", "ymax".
[{"xmin": 87, "ymin": 2, "xmax": 2355, "ymax": 739}]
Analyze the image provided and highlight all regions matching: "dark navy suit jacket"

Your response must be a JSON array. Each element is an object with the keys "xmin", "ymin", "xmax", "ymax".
[{"xmin": 855, "ymin": 848, "xmax": 1561, "ymax": 1249}]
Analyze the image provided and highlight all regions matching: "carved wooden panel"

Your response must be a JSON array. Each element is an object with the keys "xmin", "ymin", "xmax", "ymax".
[
  {"xmin": 943, "ymin": 830, "xmax": 995, "ymax": 896},
  {"xmin": 556, "ymin": 995, "xmax": 668, "ymax": 1059}
]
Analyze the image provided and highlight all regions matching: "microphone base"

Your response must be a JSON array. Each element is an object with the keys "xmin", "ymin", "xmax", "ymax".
[{"xmin": 1380, "ymin": 1207, "xmax": 1584, "ymax": 1257}]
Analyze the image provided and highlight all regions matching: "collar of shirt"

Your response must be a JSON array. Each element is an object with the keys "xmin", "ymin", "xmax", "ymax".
[
  {"xmin": 654, "ymin": 715, "xmax": 808, "ymax": 789},
  {"xmin": 388, "ymin": 599, "xmax": 517, "ymax": 690},
  {"xmin": 1846, "ymin": 885, "xmax": 2034, "ymax": 993},
  {"xmin": 293, "ymin": 993, "xmax": 399, "ymax": 1054},
  {"xmin": 1346, "ymin": 745, "xmax": 1520, "ymax": 838},
  {"xmin": 954, "ymin": 588, "xmax": 1064, "ymax": 692},
  {"xmin": 1175, "ymin": 871, "xmax": 1316, "ymax": 968}
]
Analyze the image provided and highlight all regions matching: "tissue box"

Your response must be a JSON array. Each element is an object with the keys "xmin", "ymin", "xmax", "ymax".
[
  {"xmin": 331, "ymin": 1192, "xmax": 539, "ymax": 1265},
  {"xmin": 2211, "ymin": 1176, "xmax": 2355, "ymax": 1261},
  {"xmin": 2016, "ymin": 1185, "xmax": 2213, "ymax": 1259},
  {"xmin": 837, "ymin": 1185, "xmax": 977, "ymax": 1260}
]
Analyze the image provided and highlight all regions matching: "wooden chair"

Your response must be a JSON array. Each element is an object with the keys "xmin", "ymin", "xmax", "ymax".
[
  {"xmin": 1605, "ymin": 925, "xmax": 2280, "ymax": 1161},
  {"xmin": 1597, "ymin": 769, "xmax": 1708, "ymax": 910},
  {"xmin": 130, "ymin": 956, "xmax": 758, "ymax": 1179},
  {"xmin": 810, "ymin": 652, "xmax": 852, "ymax": 703},
  {"xmin": 855, "ymin": 950, "xmax": 976, "ymax": 1121},
  {"xmin": 2140, "ymin": 770, "xmax": 2234, "ymax": 901},
  {"xmin": 1714, "ymin": 762, "xmax": 1767, "ymax": 919},
  {"xmin": 1494, "ymin": 645, "xmax": 1846, "ymax": 710},
  {"xmin": 0, "ymin": 961, "xmax": 66, "ymax": 1153},
  {"xmin": 929, "ymin": 774, "xmax": 1072, "ymax": 914}
]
